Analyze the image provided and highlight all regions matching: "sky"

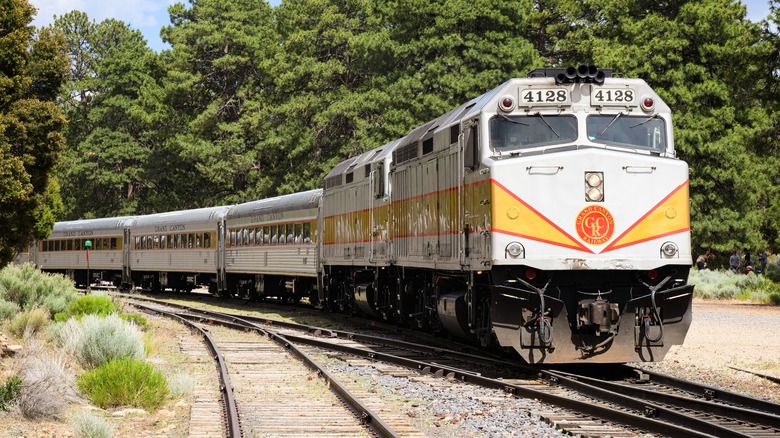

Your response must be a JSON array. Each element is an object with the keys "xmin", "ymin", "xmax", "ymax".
[{"xmin": 28, "ymin": 0, "xmax": 775, "ymax": 53}]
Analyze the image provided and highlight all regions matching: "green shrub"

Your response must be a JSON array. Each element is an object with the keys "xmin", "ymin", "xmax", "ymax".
[
  {"xmin": 0, "ymin": 263, "xmax": 78, "ymax": 314},
  {"xmin": 690, "ymin": 269, "xmax": 780, "ymax": 303},
  {"xmin": 74, "ymin": 314, "xmax": 145, "ymax": 369},
  {"xmin": 0, "ymin": 375, "xmax": 22, "ymax": 411},
  {"xmin": 0, "ymin": 299, "xmax": 20, "ymax": 320},
  {"xmin": 57, "ymin": 295, "xmax": 117, "ymax": 322},
  {"xmin": 78, "ymin": 358, "xmax": 169, "ymax": 410},
  {"xmin": 769, "ymin": 292, "xmax": 780, "ymax": 306},
  {"xmin": 6, "ymin": 307, "xmax": 51, "ymax": 338},
  {"xmin": 70, "ymin": 410, "xmax": 115, "ymax": 438},
  {"xmin": 119, "ymin": 312, "xmax": 148, "ymax": 329}
]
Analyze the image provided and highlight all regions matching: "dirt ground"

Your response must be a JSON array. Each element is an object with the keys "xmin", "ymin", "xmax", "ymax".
[
  {"xmin": 1, "ymin": 299, "xmax": 779, "ymax": 436},
  {"xmin": 641, "ymin": 299, "xmax": 780, "ymax": 403},
  {"xmin": 0, "ymin": 316, "xmax": 196, "ymax": 437}
]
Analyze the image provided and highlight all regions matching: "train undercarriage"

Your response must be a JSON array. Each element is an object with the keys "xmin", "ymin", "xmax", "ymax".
[
  {"xmin": 322, "ymin": 264, "xmax": 694, "ymax": 364},
  {"xmin": 78, "ymin": 261, "xmax": 692, "ymax": 364}
]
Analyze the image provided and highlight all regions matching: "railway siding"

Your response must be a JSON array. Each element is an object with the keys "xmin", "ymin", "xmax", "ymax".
[
  {"xmin": 179, "ymin": 336, "xmax": 225, "ymax": 438},
  {"xmin": 207, "ymin": 327, "xmax": 372, "ymax": 437}
]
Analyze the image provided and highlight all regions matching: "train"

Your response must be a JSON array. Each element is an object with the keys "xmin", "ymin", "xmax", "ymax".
[{"xmin": 15, "ymin": 66, "xmax": 694, "ymax": 364}]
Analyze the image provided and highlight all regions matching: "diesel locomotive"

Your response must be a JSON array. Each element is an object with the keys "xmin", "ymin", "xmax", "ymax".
[{"xmin": 19, "ymin": 66, "xmax": 694, "ymax": 363}]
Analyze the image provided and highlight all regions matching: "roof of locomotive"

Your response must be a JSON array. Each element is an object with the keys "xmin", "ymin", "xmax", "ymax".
[
  {"xmin": 324, "ymin": 72, "xmax": 670, "ymax": 182},
  {"xmin": 129, "ymin": 206, "xmax": 230, "ymax": 228},
  {"xmin": 51, "ymin": 216, "xmax": 135, "ymax": 234},
  {"xmin": 226, "ymin": 189, "xmax": 322, "ymax": 219},
  {"xmin": 323, "ymin": 85, "xmax": 499, "ymax": 181}
]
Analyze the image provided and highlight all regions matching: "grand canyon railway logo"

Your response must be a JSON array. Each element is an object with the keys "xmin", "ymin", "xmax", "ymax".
[{"xmin": 575, "ymin": 206, "xmax": 615, "ymax": 245}]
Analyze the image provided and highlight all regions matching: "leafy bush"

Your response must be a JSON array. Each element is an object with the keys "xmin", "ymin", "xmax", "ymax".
[
  {"xmin": 78, "ymin": 358, "xmax": 169, "ymax": 410},
  {"xmin": 60, "ymin": 314, "xmax": 145, "ymax": 369},
  {"xmin": 0, "ymin": 263, "xmax": 78, "ymax": 315},
  {"xmin": 6, "ymin": 307, "xmax": 51, "ymax": 338},
  {"xmin": 0, "ymin": 375, "xmax": 22, "ymax": 411},
  {"xmin": 770, "ymin": 292, "xmax": 780, "ymax": 306},
  {"xmin": 70, "ymin": 410, "xmax": 115, "ymax": 438},
  {"xmin": 55, "ymin": 295, "xmax": 117, "ymax": 322},
  {"xmin": 0, "ymin": 299, "xmax": 20, "ymax": 320},
  {"xmin": 16, "ymin": 342, "xmax": 76, "ymax": 419}
]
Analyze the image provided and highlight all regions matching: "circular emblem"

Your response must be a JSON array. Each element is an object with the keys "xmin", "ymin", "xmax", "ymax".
[{"xmin": 575, "ymin": 206, "xmax": 615, "ymax": 245}]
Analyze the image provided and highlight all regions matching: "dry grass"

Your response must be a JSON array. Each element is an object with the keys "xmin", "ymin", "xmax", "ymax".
[{"xmin": 15, "ymin": 341, "xmax": 79, "ymax": 419}]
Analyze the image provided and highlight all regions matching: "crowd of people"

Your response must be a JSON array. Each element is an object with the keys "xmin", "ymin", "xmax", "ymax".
[{"xmin": 697, "ymin": 248, "xmax": 769, "ymax": 274}]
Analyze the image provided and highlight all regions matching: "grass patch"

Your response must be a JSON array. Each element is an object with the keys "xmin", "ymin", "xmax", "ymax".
[
  {"xmin": 78, "ymin": 358, "xmax": 169, "ymax": 410},
  {"xmin": 5, "ymin": 307, "xmax": 51, "ymax": 338},
  {"xmin": 120, "ymin": 312, "xmax": 148, "ymax": 329},
  {"xmin": 54, "ymin": 295, "xmax": 117, "ymax": 322},
  {"xmin": 0, "ymin": 375, "xmax": 22, "ymax": 411}
]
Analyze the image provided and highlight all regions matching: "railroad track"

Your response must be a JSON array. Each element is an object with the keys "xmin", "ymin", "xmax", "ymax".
[
  {"xmin": 126, "ymin": 297, "xmax": 414, "ymax": 437},
  {"xmin": 122, "ymin": 293, "xmax": 780, "ymax": 437}
]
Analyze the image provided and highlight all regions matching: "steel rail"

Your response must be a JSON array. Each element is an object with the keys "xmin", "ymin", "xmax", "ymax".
[
  {"xmin": 128, "ymin": 299, "xmax": 401, "ymax": 438},
  {"xmin": 537, "ymin": 369, "xmax": 757, "ymax": 438},
  {"xmin": 132, "ymin": 303, "xmax": 241, "ymax": 438},
  {"xmin": 727, "ymin": 366, "xmax": 780, "ymax": 386},
  {"xmin": 549, "ymin": 369, "xmax": 780, "ymax": 429},
  {"xmin": 122, "ymin": 294, "xmax": 709, "ymax": 436},
  {"xmin": 629, "ymin": 366, "xmax": 780, "ymax": 415}
]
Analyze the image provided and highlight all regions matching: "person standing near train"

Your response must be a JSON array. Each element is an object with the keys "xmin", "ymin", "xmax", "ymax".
[
  {"xmin": 696, "ymin": 249, "xmax": 711, "ymax": 270},
  {"xmin": 729, "ymin": 250, "xmax": 740, "ymax": 273},
  {"xmin": 758, "ymin": 248, "xmax": 768, "ymax": 274}
]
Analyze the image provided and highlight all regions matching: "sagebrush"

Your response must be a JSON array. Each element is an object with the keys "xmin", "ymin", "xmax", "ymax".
[
  {"xmin": 70, "ymin": 410, "xmax": 115, "ymax": 438},
  {"xmin": 0, "ymin": 263, "xmax": 78, "ymax": 315},
  {"xmin": 54, "ymin": 314, "xmax": 145, "ymax": 369},
  {"xmin": 16, "ymin": 342, "xmax": 77, "ymax": 419},
  {"xmin": 689, "ymin": 269, "xmax": 780, "ymax": 303}
]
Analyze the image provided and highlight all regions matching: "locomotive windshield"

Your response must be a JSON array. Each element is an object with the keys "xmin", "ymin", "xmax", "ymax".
[
  {"xmin": 586, "ymin": 114, "xmax": 667, "ymax": 152},
  {"xmin": 489, "ymin": 114, "xmax": 577, "ymax": 151}
]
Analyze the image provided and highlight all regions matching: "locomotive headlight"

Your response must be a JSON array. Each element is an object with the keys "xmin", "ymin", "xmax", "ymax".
[
  {"xmin": 586, "ymin": 173, "xmax": 602, "ymax": 187},
  {"xmin": 505, "ymin": 242, "xmax": 525, "ymax": 258},
  {"xmin": 585, "ymin": 171, "xmax": 604, "ymax": 202},
  {"xmin": 661, "ymin": 241, "xmax": 679, "ymax": 257},
  {"xmin": 586, "ymin": 187, "xmax": 603, "ymax": 202}
]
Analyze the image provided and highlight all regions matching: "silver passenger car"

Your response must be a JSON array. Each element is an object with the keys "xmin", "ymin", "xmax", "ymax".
[
  {"xmin": 127, "ymin": 206, "xmax": 229, "ymax": 292},
  {"xmin": 36, "ymin": 217, "xmax": 134, "ymax": 287},
  {"xmin": 223, "ymin": 190, "xmax": 321, "ymax": 301}
]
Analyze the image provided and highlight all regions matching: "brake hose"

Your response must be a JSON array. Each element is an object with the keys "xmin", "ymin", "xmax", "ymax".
[
  {"xmin": 506, "ymin": 271, "xmax": 552, "ymax": 344},
  {"xmin": 642, "ymin": 274, "xmax": 673, "ymax": 343}
]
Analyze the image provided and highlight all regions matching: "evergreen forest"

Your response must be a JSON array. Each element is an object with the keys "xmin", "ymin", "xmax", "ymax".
[{"xmin": 3, "ymin": 0, "xmax": 780, "ymax": 267}]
